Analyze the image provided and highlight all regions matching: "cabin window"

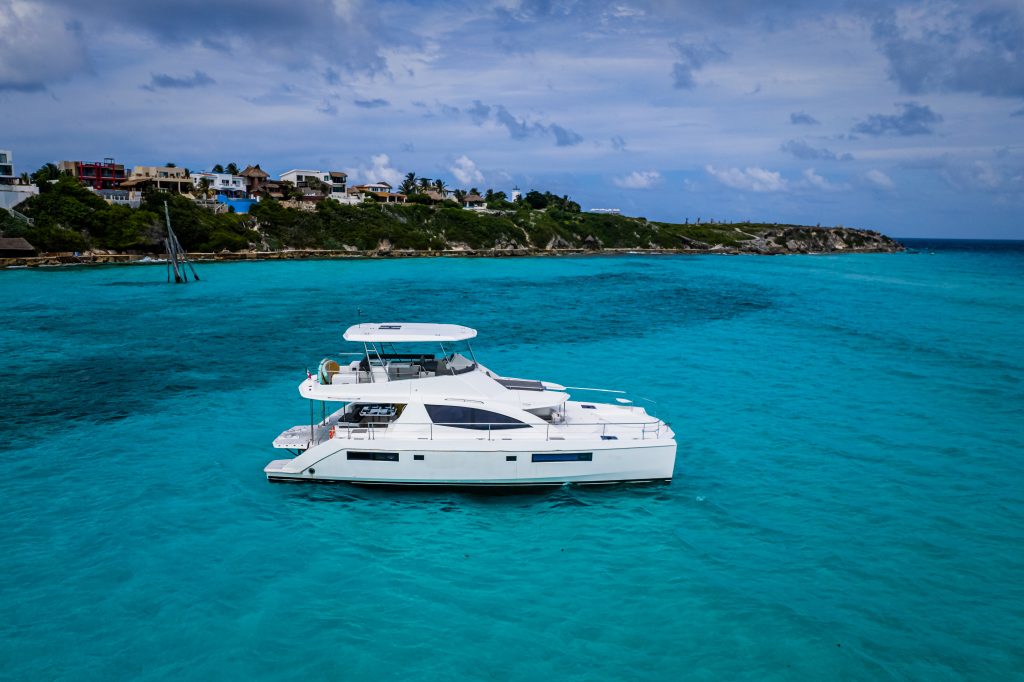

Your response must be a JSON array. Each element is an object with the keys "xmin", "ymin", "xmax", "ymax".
[
  {"xmin": 532, "ymin": 453, "xmax": 593, "ymax": 462},
  {"xmin": 425, "ymin": 404, "xmax": 529, "ymax": 430},
  {"xmin": 347, "ymin": 451, "xmax": 399, "ymax": 461}
]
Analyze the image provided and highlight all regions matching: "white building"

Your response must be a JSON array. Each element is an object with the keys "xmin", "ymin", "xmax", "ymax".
[
  {"xmin": 0, "ymin": 150, "xmax": 13, "ymax": 184},
  {"xmin": 191, "ymin": 171, "xmax": 247, "ymax": 197},
  {"xmin": 279, "ymin": 169, "xmax": 347, "ymax": 198},
  {"xmin": 0, "ymin": 149, "xmax": 39, "ymax": 210},
  {"xmin": 511, "ymin": 186, "xmax": 522, "ymax": 202}
]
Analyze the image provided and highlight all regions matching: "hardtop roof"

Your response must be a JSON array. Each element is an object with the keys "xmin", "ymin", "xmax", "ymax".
[{"xmin": 343, "ymin": 322, "xmax": 478, "ymax": 343}]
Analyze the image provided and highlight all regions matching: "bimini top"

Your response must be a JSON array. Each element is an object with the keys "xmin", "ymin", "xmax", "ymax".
[{"xmin": 343, "ymin": 322, "xmax": 478, "ymax": 343}]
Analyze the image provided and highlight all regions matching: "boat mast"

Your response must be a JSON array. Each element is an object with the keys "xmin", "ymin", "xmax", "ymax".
[
  {"xmin": 164, "ymin": 201, "xmax": 200, "ymax": 283},
  {"xmin": 164, "ymin": 202, "xmax": 184, "ymax": 283}
]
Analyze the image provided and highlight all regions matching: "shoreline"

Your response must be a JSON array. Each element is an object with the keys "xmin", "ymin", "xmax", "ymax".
[{"xmin": 1, "ymin": 244, "xmax": 904, "ymax": 269}]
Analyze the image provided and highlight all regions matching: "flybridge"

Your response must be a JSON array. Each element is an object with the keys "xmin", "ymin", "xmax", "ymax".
[{"xmin": 342, "ymin": 322, "xmax": 477, "ymax": 343}]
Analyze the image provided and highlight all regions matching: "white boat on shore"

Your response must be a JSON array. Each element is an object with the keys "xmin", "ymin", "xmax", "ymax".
[{"xmin": 264, "ymin": 322, "xmax": 677, "ymax": 488}]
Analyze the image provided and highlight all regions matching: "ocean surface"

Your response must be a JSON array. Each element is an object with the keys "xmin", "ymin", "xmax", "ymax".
[{"xmin": 1, "ymin": 240, "xmax": 1022, "ymax": 681}]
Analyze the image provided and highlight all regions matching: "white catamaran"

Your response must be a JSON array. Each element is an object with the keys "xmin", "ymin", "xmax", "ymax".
[{"xmin": 264, "ymin": 322, "xmax": 677, "ymax": 488}]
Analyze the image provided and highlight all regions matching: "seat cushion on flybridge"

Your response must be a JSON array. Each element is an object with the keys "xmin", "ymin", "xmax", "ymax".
[{"xmin": 496, "ymin": 378, "xmax": 545, "ymax": 391}]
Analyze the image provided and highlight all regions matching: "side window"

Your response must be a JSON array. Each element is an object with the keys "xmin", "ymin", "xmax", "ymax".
[
  {"xmin": 532, "ymin": 453, "xmax": 593, "ymax": 462},
  {"xmin": 425, "ymin": 404, "xmax": 529, "ymax": 430},
  {"xmin": 347, "ymin": 451, "xmax": 399, "ymax": 461}
]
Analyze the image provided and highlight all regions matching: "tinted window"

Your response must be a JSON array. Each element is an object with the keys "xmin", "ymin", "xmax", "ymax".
[
  {"xmin": 347, "ymin": 451, "xmax": 399, "ymax": 461},
  {"xmin": 425, "ymin": 404, "xmax": 529, "ymax": 430},
  {"xmin": 532, "ymin": 453, "xmax": 593, "ymax": 462}
]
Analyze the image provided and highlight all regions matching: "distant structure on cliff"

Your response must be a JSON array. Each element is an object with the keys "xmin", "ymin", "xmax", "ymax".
[
  {"xmin": 0, "ymin": 149, "xmax": 39, "ymax": 211},
  {"xmin": 588, "ymin": 208, "xmax": 621, "ymax": 215}
]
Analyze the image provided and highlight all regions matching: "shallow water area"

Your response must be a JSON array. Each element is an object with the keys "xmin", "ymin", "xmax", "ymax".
[{"xmin": 1, "ymin": 241, "xmax": 1022, "ymax": 681}]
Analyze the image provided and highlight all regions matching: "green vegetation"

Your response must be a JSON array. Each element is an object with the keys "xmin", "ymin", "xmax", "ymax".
[
  {"xmin": 1, "ymin": 169, "xmax": 894, "ymax": 255},
  {"xmin": 4, "ymin": 178, "xmax": 257, "ymax": 252}
]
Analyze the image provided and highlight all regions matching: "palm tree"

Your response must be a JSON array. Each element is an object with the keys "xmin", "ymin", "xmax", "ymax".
[
  {"xmin": 31, "ymin": 163, "xmax": 61, "ymax": 184},
  {"xmin": 198, "ymin": 178, "xmax": 212, "ymax": 199},
  {"xmin": 485, "ymin": 189, "xmax": 494, "ymax": 201},
  {"xmin": 400, "ymin": 172, "xmax": 418, "ymax": 194},
  {"xmin": 433, "ymin": 178, "xmax": 447, "ymax": 195},
  {"xmin": 226, "ymin": 162, "xmax": 239, "ymax": 175},
  {"xmin": 165, "ymin": 162, "xmax": 177, "ymax": 168},
  {"xmin": 469, "ymin": 187, "xmax": 479, "ymax": 196},
  {"xmin": 18, "ymin": 172, "xmax": 30, "ymax": 186},
  {"xmin": 212, "ymin": 164, "xmax": 225, "ymax": 173},
  {"xmin": 453, "ymin": 189, "xmax": 467, "ymax": 202}
]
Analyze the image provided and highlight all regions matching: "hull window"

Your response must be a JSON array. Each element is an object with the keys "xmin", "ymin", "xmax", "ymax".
[
  {"xmin": 532, "ymin": 453, "xmax": 593, "ymax": 462},
  {"xmin": 348, "ymin": 451, "xmax": 400, "ymax": 462}
]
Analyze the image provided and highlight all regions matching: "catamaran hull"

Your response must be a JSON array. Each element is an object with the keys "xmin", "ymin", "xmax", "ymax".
[{"xmin": 264, "ymin": 441, "xmax": 676, "ymax": 487}]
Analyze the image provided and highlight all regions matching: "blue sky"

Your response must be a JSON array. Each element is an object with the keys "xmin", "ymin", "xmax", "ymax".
[{"xmin": 1, "ymin": 0, "xmax": 1022, "ymax": 238}]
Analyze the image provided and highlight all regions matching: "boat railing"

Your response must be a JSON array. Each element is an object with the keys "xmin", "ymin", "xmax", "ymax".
[
  {"xmin": 563, "ymin": 386, "xmax": 660, "ymax": 417},
  {"xmin": 324, "ymin": 420, "xmax": 669, "ymax": 442}
]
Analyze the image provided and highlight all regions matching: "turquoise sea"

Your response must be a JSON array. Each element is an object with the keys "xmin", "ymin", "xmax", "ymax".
[{"xmin": 1, "ymin": 241, "xmax": 1022, "ymax": 681}]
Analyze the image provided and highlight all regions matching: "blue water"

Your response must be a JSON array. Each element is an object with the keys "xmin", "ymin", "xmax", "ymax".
[{"xmin": 1, "ymin": 242, "xmax": 1022, "ymax": 681}]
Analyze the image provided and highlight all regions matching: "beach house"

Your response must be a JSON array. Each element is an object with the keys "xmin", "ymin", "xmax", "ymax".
[
  {"xmin": 351, "ymin": 182, "xmax": 406, "ymax": 204},
  {"xmin": 57, "ymin": 158, "xmax": 127, "ymax": 190},
  {"xmin": 120, "ymin": 166, "xmax": 192, "ymax": 194}
]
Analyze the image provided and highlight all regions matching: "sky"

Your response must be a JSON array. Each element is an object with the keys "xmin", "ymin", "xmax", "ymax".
[{"xmin": 1, "ymin": 0, "xmax": 1022, "ymax": 238}]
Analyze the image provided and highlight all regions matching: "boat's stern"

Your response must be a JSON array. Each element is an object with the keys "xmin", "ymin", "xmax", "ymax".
[{"xmin": 264, "ymin": 458, "xmax": 307, "ymax": 482}]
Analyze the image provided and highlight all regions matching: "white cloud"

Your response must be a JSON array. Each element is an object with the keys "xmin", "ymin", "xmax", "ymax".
[
  {"xmin": 346, "ymin": 153, "xmax": 404, "ymax": 186},
  {"xmin": 864, "ymin": 169, "xmax": 895, "ymax": 189},
  {"xmin": 800, "ymin": 168, "xmax": 847, "ymax": 192},
  {"xmin": 705, "ymin": 165, "xmax": 788, "ymax": 192},
  {"xmin": 613, "ymin": 170, "xmax": 661, "ymax": 189},
  {"xmin": 449, "ymin": 155, "xmax": 484, "ymax": 186}
]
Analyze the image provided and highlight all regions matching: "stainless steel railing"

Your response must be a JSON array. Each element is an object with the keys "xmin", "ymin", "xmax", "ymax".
[{"xmin": 321, "ymin": 420, "xmax": 668, "ymax": 443}]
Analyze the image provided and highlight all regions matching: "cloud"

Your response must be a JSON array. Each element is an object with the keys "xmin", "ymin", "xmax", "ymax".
[
  {"xmin": 671, "ymin": 39, "xmax": 727, "ymax": 89},
  {"xmin": 864, "ymin": 169, "xmax": 895, "ymax": 189},
  {"xmin": 705, "ymin": 165, "xmax": 787, "ymax": 192},
  {"xmin": 0, "ymin": 2, "xmax": 89, "ymax": 91},
  {"xmin": 551, "ymin": 124, "xmax": 583, "ymax": 146},
  {"xmin": 347, "ymin": 153, "xmax": 404, "ymax": 187},
  {"xmin": 610, "ymin": 135, "xmax": 627, "ymax": 151},
  {"xmin": 318, "ymin": 98, "xmax": 338, "ymax": 116},
  {"xmin": 494, "ymin": 104, "xmax": 537, "ymax": 139},
  {"xmin": 800, "ymin": 168, "xmax": 846, "ymax": 192},
  {"xmin": 790, "ymin": 111, "xmax": 819, "ymax": 125},
  {"xmin": 781, "ymin": 139, "xmax": 853, "ymax": 161},
  {"xmin": 142, "ymin": 70, "xmax": 214, "ymax": 90},
  {"xmin": 613, "ymin": 170, "xmax": 661, "ymax": 189},
  {"xmin": 467, "ymin": 100, "xmax": 491, "ymax": 125},
  {"xmin": 472, "ymin": 101, "xmax": 583, "ymax": 146},
  {"xmin": 852, "ymin": 102, "xmax": 942, "ymax": 136},
  {"xmin": 870, "ymin": 4, "xmax": 1024, "ymax": 99},
  {"xmin": 941, "ymin": 159, "xmax": 1023, "ymax": 193},
  {"xmin": 354, "ymin": 98, "xmax": 389, "ymax": 108},
  {"xmin": 449, "ymin": 155, "xmax": 484, "ymax": 186},
  {"xmin": 1012, "ymin": 108, "xmax": 1024, "ymax": 118},
  {"xmin": 42, "ymin": 0, "xmax": 395, "ymax": 76},
  {"xmin": 323, "ymin": 67, "xmax": 341, "ymax": 85}
]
